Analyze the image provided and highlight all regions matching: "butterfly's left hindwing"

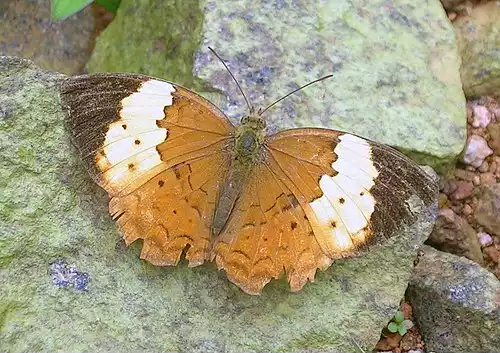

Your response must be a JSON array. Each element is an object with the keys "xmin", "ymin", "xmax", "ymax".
[{"xmin": 61, "ymin": 73, "xmax": 235, "ymax": 266}]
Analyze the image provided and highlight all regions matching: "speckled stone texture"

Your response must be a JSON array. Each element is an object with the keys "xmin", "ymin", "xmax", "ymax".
[
  {"xmin": 87, "ymin": 0, "xmax": 466, "ymax": 173},
  {"xmin": 407, "ymin": 245, "xmax": 500, "ymax": 353},
  {"xmin": 0, "ymin": 57, "xmax": 438, "ymax": 352},
  {"xmin": 454, "ymin": 1, "xmax": 500, "ymax": 98}
]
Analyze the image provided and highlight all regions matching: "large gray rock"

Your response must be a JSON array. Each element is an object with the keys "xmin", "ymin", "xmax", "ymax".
[
  {"xmin": 86, "ymin": 0, "xmax": 466, "ymax": 173},
  {"xmin": 0, "ymin": 57, "xmax": 437, "ymax": 352},
  {"xmin": 407, "ymin": 246, "xmax": 500, "ymax": 353}
]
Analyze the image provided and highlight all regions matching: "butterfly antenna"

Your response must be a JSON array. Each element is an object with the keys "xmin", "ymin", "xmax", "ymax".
[
  {"xmin": 259, "ymin": 74, "xmax": 333, "ymax": 117},
  {"xmin": 208, "ymin": 47, "xmax": 253, "ymax": 112}
]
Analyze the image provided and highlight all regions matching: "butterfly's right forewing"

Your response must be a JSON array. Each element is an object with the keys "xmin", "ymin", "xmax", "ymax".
[{"xmin": 61, "ymin": 73, "xmax": 235, "ymax": 266}]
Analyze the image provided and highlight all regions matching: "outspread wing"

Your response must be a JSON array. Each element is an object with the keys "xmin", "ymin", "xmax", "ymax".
[
  {"xmin": 212, "ymin": 128, "xmax": 437, "ymax": 294},
  {"xmin": 61, "ymin": 73, "xmax": 234, "ymax": 266}
]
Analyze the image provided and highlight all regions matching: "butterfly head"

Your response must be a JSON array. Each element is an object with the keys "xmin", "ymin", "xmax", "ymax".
[{"xmin": 240, "ymin": 108, "xmax": 267, "ymax": 130}]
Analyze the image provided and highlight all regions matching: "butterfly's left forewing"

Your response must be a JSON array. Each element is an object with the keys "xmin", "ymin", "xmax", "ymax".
[
  {"xmin": 62, "ymin": 73, "xmax": 234, "ymax": 267},
  {"xmin": 268, "ymin": 128, "xmax": 437, "ymax": 255}
]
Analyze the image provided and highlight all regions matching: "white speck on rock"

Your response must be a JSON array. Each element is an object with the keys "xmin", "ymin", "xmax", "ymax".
[{"xmin": 463, "ymin": 134, "xmax": 493, "ymax": 168}]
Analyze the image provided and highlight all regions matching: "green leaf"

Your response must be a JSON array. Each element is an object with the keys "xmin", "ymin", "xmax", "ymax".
[
  {"xmin": 95, "ymin": 0, "xmax": 121, "ymax": 12},
  {"xmin": 394, "ymin": 310, "xmax": 404, "ymax": 323},
  {"xmin": 387, "ymin": 322, "xmax": 399, "ymax": 333},
  {"xmin": 398, "ymin": 325, "xmax": 408, "ymax": 336},
  {"xmin": 51, "ymin": 0, "xmax": 94, "ymax": 21}
]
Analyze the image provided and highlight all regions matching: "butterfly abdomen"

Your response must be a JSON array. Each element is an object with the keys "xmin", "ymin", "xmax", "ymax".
[{"xmin": 211, "ymin": 166, "xmax": 251, "ymax": 238}]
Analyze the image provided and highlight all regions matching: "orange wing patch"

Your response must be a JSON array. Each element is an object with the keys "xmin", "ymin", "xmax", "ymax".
[
  {"xmin": 112, "ymin": 153, "xmax": 229, "ymax": 266},
  {"xmin": 212, "ymin": 162, "xmax": 332, "ymax": 295},
  {"xmin": 103, "ymin": 85, "xmax": 234, "ymax": 266}
]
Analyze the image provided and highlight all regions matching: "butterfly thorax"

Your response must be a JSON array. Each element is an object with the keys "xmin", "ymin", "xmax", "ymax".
[
  {"xmin": 211, "ymin": 112, "xmax": 267, "ymax": 238},
  {"xmin": 233, "ymin": 113, "xmax": 267, "ymax": 166}
]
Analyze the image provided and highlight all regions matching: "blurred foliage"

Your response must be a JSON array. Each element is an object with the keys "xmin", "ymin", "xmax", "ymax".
[{"xmin": 51, "ymin": 0, "xmax": 120, "ymax": 21}]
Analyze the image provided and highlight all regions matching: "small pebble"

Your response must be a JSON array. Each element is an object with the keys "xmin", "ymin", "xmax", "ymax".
[
  {"xmin": 489, "ymin": 161, "xmax": 497, "ymax": 173},
  {"xmin": 472, "ymin": 105, "xmax": 491, "ymax": 128},
  {"xmin": 493, "ymin": 107, "xmax": 500, "ymax": 120},
  {"xmin": 478, "ymin": 160, "xmax": 489, "ymax": 173},
  {"xmin": 462, "ymin": 204, "xmax": 473, "ymax": 216},
  {"xmin": 401, "ymin": 302, "xmax": 412, "ymax": 317},
  {"xmin": 442, "ymin": 179, "xmax": 458, "ymax": 196},
  {"xmin": 487, "ymin": 122, "xmax": 500, "ymax": 154},
  {"xmin": 480, "ymin": 172, "xmax": 496, "ymax": 185},
  {"xmin": 463, "ymin": 135, "xmax": 494, "ymax": 168},
  {"xmin": 450, "ymin": 203, "xmax": 463, "ymax": 214},
  {"xmin": 473, "ymin": 175, "xmax": 481, "ymax": 186},
  {"xmin": 438, "ymin": 193, "xmax": 449, "ymax": 208},
  {"xmin": 450, "ymin": 180, "xmax": 474, "ymax": 200},
  {"xmin": 483, "ymin": 246, "xmax": 500, "ymax": 264},
  {"xmin": 454, "ymin": 169, "xmax": 476, "ymax": 181},
  {"xmin": 438, "ymin": 178, "xmax": 446, "ymax": 191},
  {"xmin": 477, "ymin": 232, "xmax": 493, "ymax": 247},
  {"xmin": 438, "ymin": 207, "xmax": 456, "ymax": 222}
]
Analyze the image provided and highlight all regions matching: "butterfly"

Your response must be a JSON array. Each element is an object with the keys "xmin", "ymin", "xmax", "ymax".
[{"xmin": 61, "ymin": 59, "xmax": 437, "ymax": 295}]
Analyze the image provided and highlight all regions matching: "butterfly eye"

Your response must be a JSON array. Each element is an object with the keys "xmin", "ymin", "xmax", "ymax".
[
  {"xmin": 257, "ymin": 119, "xmax": 267, "ymax": 130},
  {"xmin": 241, "ymin": 116, "xmax": 249, "ymax": 124}
]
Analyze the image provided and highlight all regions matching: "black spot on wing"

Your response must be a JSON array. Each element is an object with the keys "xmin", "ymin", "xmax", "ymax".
[{"xmin": 173, "ymin": 165, "xmax": 182, "ymax": 180}]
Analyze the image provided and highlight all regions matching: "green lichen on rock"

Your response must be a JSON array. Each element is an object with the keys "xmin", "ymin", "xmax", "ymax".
[
  {"xmin": 86, "ymin": 0, "xmax": 205, "ymax": 90},
  {"xmin": 0, "ymin": 57, "xmax": 438, "ymax": 352}
]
